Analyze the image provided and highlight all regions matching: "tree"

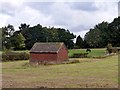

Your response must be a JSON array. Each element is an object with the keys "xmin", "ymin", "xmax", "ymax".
[
  {"xmin": 19, "ymin": 24, "xmax": 76, "ymax": 49},
  {"xmin": 84, "ymin": 17, "xmax": 120, "ymax": 48},
  {"xmin": 19, "ymin": 23, "xmax": 30, "ymax": 30},
  {"xmin": 11, "ymin": 32, "xmax": 26, "ymax": 50},
  {"xmin": 106, "ymin": 17, "xmax": 120, "ymax": 46},
  {"xmin": 2, "ymin": 24, "xmax": 15, "ymax": 50},
  {"xmin": 75, "ymin": 35, "xmax": 83, "ymax": 48},
  {"xmin": 84, "ymin": 22, "xmax": 109, "ymax": 48},
  {"xmin": 0, "ymin": 28, "xmax": 2, "ymax": 50}
]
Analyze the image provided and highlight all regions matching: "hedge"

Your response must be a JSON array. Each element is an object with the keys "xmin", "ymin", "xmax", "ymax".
[{"xmin": 2, "ymin": 51, "xmax": 29, "ymax": 61}]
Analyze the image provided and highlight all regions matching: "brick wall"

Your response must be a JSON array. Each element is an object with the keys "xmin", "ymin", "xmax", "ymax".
[
  {"xmin": 30, "ymin": 53, "xmax": 57, "ymax": 62},
  {"xmin": 57, "ymin": 45, "xmax": 68, "ymax": 61}
]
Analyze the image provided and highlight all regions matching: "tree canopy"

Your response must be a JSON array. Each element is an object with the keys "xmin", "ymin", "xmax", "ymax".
[
  {"xmin": 84, "ymin": 17, "xmax": 120, "ymax": 48},
  {"xmin": 2, "ymin": 23, "xmax": 76, "ymax": 50},
  {"xmin": 1, "ymin": 17, "xmax": 120, "ymax": 50},
  {"xmin": 75, "ymin": 35, "xmax": 83, "ymax": 48}
]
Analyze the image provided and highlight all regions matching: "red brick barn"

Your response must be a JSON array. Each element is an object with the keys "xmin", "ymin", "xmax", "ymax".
[{"xmin": 30, "ymin": 42, "xmax": 68, "ymax": 64}]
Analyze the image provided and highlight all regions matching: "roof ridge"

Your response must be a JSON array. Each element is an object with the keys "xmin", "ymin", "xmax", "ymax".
[{"xmin": 30, "ymin": 42, "xmax": 65, "ymax": 53}]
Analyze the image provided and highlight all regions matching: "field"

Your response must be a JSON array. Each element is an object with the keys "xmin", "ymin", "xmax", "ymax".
[
  {"xmin": 68, "ymin": 48, "xmax": 106, "ymax": 57},
  {"xmin": 2, "ymin": 49, "xmax": 118, "ymax": 88}
]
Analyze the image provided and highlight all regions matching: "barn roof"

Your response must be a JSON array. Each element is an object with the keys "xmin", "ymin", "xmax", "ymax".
[{"xmin": 30, "ymin": 42, "xmax": 66, "ymax": 53}]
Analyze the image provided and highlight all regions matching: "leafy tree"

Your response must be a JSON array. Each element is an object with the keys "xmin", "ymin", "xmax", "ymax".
[
  {"xmin": 84, "ymin": 17, "xmax": 120, "ymax": 48},
  {"xmin": 2, "ymin": 24, "xmax": 15, "ymax": 50},
  {"xmin": 84, "ymin": 22, "xmax": 109, "ymax": 48},
  {"xmin": 19, "ymin": 24, "xmax": 75, "ymax": 49},
  {"xmin": 75, "ymin": 35, "xmax": 83, "ymax": 48},
  {"xmin": 11, "ymin": 32, "xmax": 26, "ymax": 50},
  {"xmin": 0, "ymin": 28, "xmax": 2, "ymax": 50},
  {"xmin": 106, "ymin": 17, "xmax": 120, "ymax": 46},
  {"xmin": 82, "ymin": 40, "xmax": 90, "ymax": 48},
  {"xmin": 19, "ymin": 23, "xmax": 30, "ymax": 30}
]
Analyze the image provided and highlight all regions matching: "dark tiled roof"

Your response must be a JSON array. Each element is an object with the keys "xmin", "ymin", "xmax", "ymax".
[{"xmin": 30, "ymin": 42, "xmax": 65, "ymax": 53}]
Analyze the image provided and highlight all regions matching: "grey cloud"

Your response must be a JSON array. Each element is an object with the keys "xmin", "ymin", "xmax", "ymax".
[
  {"xmin": 118, "ymin": 1, "xmax": 120, "ymax": 16},
  {"xmin": 68, "ymin": 2, "xmax": 99, "ymax": 11},
  {"xmin": 70, "ymin": 25, "xmax": 91, "ymax": 32},
  {"xmin": 25, "ymin": 2, "xmax": 54, "ymax": 15},
  {"xmin": 0, "ymin": 2, "xmax": 16, "ymax": 16},
  {"xmin": 26, "ymin": 2, "xmax": 73, "ymax": 26}
]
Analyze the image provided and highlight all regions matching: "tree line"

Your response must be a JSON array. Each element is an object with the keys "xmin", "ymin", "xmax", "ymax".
[
  {"xmin": 76, "ymin": 16, "xmax": 120, "ymax": 48},
  {"xmin": 1, "ymin": 24, "xmax": 76, "ymax": 50},
  {"xmin": 1, "ymin": 16, "xmax": 120, "ymax": 50}
]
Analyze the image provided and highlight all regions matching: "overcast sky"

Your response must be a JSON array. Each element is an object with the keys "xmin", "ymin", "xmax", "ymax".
[{"xmin": 0, "ymin": 0, "xmax": 119, "ymax": 39}]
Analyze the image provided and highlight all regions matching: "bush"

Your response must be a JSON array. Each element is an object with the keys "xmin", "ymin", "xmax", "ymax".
[
  {"xmin": 106, "ymin": 43, "xmax": 112, "ymax": 54},
  {"xmin": 2, "ymin": 51, "xmax": 29, "ymax": 61},
  {"xmin": 71, "ymin": 53, "xmax": 88, "ymax": 58}
]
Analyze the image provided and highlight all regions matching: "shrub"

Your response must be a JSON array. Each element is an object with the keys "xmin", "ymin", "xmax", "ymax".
[
  {"xmin": 71, "ymin": 53, "xmax": 88, "ymax": 58},
  {"xmin": 106, "ymin": 43, "xmax": 112, "ymax": 54},
  {"xmin": 2, "ymin": 51, "xmax": 29, "ymax": 61}
]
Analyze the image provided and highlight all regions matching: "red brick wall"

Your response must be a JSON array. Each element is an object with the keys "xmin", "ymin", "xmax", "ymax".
[
  {"xmin": 30, "ymin": 53, "xmax": 57, "ymax": 62},
  {"xmin": 57, "ymin": 45, "xmax": 68, "ymax": 61},
  {"xmin": 30, "ymin": 44, "xmax": 68, "ymax": 63}
]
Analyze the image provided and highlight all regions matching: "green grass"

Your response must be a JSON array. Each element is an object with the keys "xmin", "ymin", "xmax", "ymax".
[
  {"xmin": 68, "ymin": 48, "xmax": 106, "ymax": 57},
  {"xmin": 2, "ymin": 55, "xmax": 118, "ymax": 88}
]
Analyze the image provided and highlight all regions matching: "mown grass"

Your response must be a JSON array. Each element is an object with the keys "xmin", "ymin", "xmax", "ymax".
[
  {"xmin": 68, "ymin": 48, "xmax": 106, "ymax": 58},
  {"xmin": 2, "ymin": 55, "xmax": 118, "ymax": 88}
]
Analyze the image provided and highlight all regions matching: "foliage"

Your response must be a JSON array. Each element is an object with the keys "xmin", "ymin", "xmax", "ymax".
[
  {"xmin": 11, "ymin": 32, "xmax": 26, "ymax": 50},
  {"xmin": 0, "ymin": 28, "xmax": 2, "ymax": 50},
  {"xmin": 75, "ymin": 35, "xmax": 83, "ymax": 48},
  {"xmin": 106, "ymin": 17, "xmax": 120, "ymax": 46},
  {"xmin": 2, "ymin": 24, "xmax": 75, "ymax": 50},
  {"xmin": 2, "ymin": 24, "xmax": 15, "ymax": 50},
  {"xmin": 2, "ymin": 51, "xmax": 29, "ymax": 61},
  {"xmin": 106, "ymin": 43, "xmax": 112, "ymax": 54},
  {"xmin": 20, "ymin": 24, "xmax": 76, "ymax": 49},
  {"xmin": 84, "ymin": 17, "xmax": 120, "ymax": 48},
  {"xmin": 70, "ymin": 53, "xmax": 88, "ymax": 58},
  {"xmin": 84, "ymin": 22, "xmax": 108, "ymax": 48},
  {"xmin": 2, "ymin": 17, "xmax": 120, "ymax": 49}
]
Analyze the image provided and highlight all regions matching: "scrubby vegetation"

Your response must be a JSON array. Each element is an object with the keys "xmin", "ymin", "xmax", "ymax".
[{"xmin": 2, "ymin": 51, "xmax": 29, "ymax": 61}]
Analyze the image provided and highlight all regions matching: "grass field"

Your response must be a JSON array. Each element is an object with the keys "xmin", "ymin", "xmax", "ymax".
[
  {"xmin": 2, "ymin": 54, "xmax": 118, "ymax": 88},
  {"xmin": 68, "ymin": 48, "xmax": 106, "ymax": 57}
]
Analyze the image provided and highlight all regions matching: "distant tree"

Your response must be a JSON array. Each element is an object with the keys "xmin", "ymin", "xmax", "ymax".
[
  {"xmin": 75, "ymin": 35, "xmax": 83, "ymax": 48},
  {"xmin": 11, "ymin": 32, "xmax": 26, "ymax": 50},
  {"xmin": 106, "ymin": 17, "xmax": 120, "ymax": 47},
  {"xmin": 2, "ymin": 24, "xmax": 15, "ymax": 50},
  {"xmin": 84, "ymin": 22, "xmax": 109, "ymax": 48},
  {"xmin": 0, "ymin": 28, "xmax": 2, "ymax": 50},
  {"xmin": 20, "ymin": 25, "xmax": 76, "ymax": 49},
  {"xmin": 84, "ymin": 17, "xmax": 120, "ymax": 48},
  {"xmin": 82, "ymin": 40, "xmax": 90, "ymax": 48},
  {"xmin": 19, "ymin": 23, "xmax": 30, "ymax": 30}
]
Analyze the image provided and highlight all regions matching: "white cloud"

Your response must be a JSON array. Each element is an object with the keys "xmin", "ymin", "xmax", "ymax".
[{"xmin": 4, "ymin": 5, "xmax": 54, "ymax": 30}]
